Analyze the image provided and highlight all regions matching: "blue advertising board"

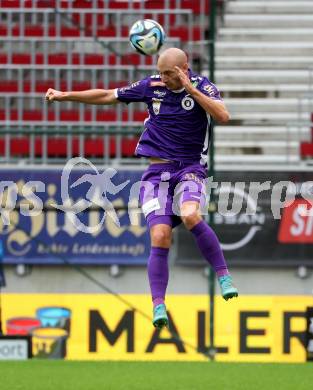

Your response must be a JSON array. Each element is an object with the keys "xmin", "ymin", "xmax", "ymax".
[{"xmin": 0, "ymin": 164, "xmax": 149, "ymax": 265}]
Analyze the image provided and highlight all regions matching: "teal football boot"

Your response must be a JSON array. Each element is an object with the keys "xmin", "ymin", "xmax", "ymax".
[
  {"xmin": 152, "ymin": 304, "xmax": 168, "ymax": 328},
  {"xmin": 218, "ymin": 275, "xmax": 238, "ymax": 301}
]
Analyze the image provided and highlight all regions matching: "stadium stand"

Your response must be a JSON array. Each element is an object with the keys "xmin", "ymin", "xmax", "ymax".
[
  {"xmin": 215, "ymin": 0, "xmax": 313, "ymax": 164},
  {"xmin": 0, "ymin": 0, "xmax": 210, "ymax": 164},
  {"xmin": 0, "ymin": 0, "xmax": 312, "ymax": 165}
]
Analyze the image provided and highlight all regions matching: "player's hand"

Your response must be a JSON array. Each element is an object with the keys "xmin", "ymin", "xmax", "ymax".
[
  {"xmin": 174, "ymin": 66, "xmax": 194, "ymax": 93},
  {"xmin": 45, "ymin": 88, "xmax": 66, "ymax": 102}
]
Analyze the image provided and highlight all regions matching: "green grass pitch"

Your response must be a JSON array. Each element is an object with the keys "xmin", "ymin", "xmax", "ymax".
[{"xmin": 1, "ymin": 361, "xmax": 313, "ymax": 390}]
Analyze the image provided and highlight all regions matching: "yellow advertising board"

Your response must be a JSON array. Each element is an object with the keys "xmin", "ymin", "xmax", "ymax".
[{"xmin": 2, "ymin": 294, "xmax": 312, "ymax": 362}]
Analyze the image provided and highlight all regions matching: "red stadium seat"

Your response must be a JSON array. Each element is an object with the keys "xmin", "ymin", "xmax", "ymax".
[
  {"xmin": 72, "ymin": 0, "xmax": 96, "ymax": 8},
  {"xmin": 0, "ymin": 135, "xmax": 139, "ymax": 158},
  {"xmin": 181, "ymin": 0, "xmax": 210, "ymax": 14},
  {"xmin": 36, "ymin": 0, "xmax": 58, "ymax": 7},
  {"xmin": 107, "ymin": 81, "xmax": 128, "ymax": 89},
  {"xmin": 71, "ymin": 81, "xmax": 92, "ymax": 90},
  {"xmin": 0, "ymin": 0, "xmax": 58, "ymax": 7},
  {"xmin": 96, "ymin": 26, "xmax": 118, "ymax": 38},
  {"xmin": 154, "ymin": 14, "xmax": 178, "ymax": 26},
  {"xmin": 12, "ymin": 53, "xmax": 31, "ymax": 64},
  {"xmin": 0, "ymin": 53, "xmax": 7, "ymax": 64},
  {"xmin": 24, "ymin": 25, "xmax": 44, "ymax": 37},
  {"xmin": 48, "ymin": 26, "xmax": 81, "ymax": 37},
  {"xmin": 300, "ymin": 142, "xmax": 313, "ymax": 158},
  {"xmin": 0, "ymin": 0, "xmax": 75, "ymax": 8},
  {"xmin": 144, "ymin": 0, "xmax": 211, "ymax": 14},
  {"xmin": 0, "ymin": 51, "xmax": 141, "ymax": 66},
  {"xmin": 108, "ymin": 0, "xmax": 134, "ymax": 9},
  {"xmin": 27, "ymin": 80, "xmax": 54, "ymax": 93},
  {"xmin": 11, "ymin": 137, "xmax": 30, "ymax": 154},
  {"xmin": 83, "ymin": 110, "xmax": 117, "ymax": 122},
  {"xmin": 0, "ymin": 0, "xmax": 212, "ymax": 13},
  {"xmin": 83, "ymin": 138, "xmax": 104, "ymax": 156},
  {"xmin": 121, "ymin": 137, "xmax": 138, "ymax": 155},
  {"xmin": 84, "ymin": 54, "xmax": 105, "ymax": 65},
  {"xmin": 23, "ymin": 110, "xmax": 42, "ymax": 121},
  {"xmin": 169, "ymin": 26, "xmax": 202, "ymax": 41},
  {"xmin": 0, "ymin": 25, "xmax": 7, "ymax": 36},
  {"xmin": 0, "ymin": 21, "xmax": 201, "ymax": 41},
  {"xmin": 0, "ymin": 80, "xmax": 108, "ymax": 93},
  {"xmin": 0, "ymin": 108, "xmax": 147, "ymax": 122},
  {"xmin": 10, "ymin": 24, "xmax": 44, "ymax": 37},
  {"xmin": 0, "ymin": 80, "xmax": 19, "ymax": 92},
  {"xmin": 134, "ymin": 111, "xmax": 148, "ymax": 121},
  {"xmin": 67, "ymin": 1, "xmax": 133, "ymax": 28},
  {"xmin": 0, "ymin": 0, "xmax": 21, "ymax": 7},
  {"xmin": 120, "ymin": 53, "xmax": 153, "ymax": 66}
]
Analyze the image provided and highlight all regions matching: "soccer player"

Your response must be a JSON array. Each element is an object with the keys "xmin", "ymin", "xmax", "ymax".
[{"xmin": 45, "ymin": 47, "xmax": 238, "ymax": 329}]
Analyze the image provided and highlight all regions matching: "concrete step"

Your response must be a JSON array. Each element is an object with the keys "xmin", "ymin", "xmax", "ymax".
[
  {"xmin": 216, "ymin": 147, "xmax": 298, "ymax": 157},
  {"xmin": 218, "ymin": 28, "xmax": 313, "ymax": 42},
  {"xmin": 215, "ymin": 126, "xmax": 309, "ymax": 141},
  {"xmin": 215, "ymin": 56, "xmax": 313, "ymax": 70},
  {"xmin": 224, "ymin": 14, "xmax": 313, "ymax": 28},
  {"xmin": 215, "ymin": 70, "xmax": 311, "ymax": 84},
  {"xmin": 217, "ymin": 125, "xmax": 290, "ymax": 134},
  {"xmin": 227, "ymin": 1, "xmax": 313, "ymax": 14},
  {"xmin": 228, "ymin": 112, "xmax": 310, "ymax": 125},
  {"xmin": 215, "ymin": 154, "xmax": 300, "ymax": 165},
  {"xmin": 219, "ymin": 84, "xmax": 310, "ymax": 98},
  {"xmin": 224, "ymin": 98, "xmax": 310, "ymax": 113},
  {"xmin": 216, "ymin": 42, "xmax": 313, "ymax": 56},
  {"xmin": 216, "ymin": 140, "xmax": 298, "ymax": 155},
  {"xmin": 216, "ymin": 140, "xmax": 297, "ymax": 147}
]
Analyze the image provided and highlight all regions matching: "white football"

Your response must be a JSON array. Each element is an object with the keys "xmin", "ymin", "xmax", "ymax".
[{"xmin": 129, "ymin": 19, "xmax": 166, "ymax": 56}]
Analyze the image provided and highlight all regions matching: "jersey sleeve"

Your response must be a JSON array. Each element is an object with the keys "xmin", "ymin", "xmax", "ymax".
[
  {"xmin": 198, "ymin": 79, "xmax": 222, "ymax": 101},
  {"xmin": 115, "ymin": 78, "xmax": 148, "ymax": 103}
]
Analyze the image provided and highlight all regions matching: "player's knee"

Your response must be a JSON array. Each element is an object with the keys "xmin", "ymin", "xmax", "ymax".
[
  {"xmin": 150, "ymin": 226, "xmax": 172, "ymax": 248},
  {"xmin": 181, "ymin": 210, "xmax": 202, "ymax": 230}
]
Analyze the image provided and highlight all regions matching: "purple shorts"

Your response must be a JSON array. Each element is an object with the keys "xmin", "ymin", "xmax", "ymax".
[{"xmin": 139, "ymin": 162, "xmax": 207, "ymax": 228}]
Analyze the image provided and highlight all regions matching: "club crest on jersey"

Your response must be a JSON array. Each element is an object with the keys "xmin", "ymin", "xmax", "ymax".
[
  {"xmin": 152, "ymin": 98, "xmax": 162, "ymax": 115},
  {"xmin": 181, "ymin": 95, "xmax": 195, "ymax": 111}
]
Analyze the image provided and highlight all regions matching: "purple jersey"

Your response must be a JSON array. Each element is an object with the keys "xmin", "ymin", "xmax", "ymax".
[{"xmin": 114, "ymin": 69, "xmax": 222, "ymax": 164}]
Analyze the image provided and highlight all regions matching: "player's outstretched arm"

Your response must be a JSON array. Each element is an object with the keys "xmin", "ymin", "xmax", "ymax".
[{"xmin": 45, "ymin": 88, "xmax": 119, "ymax": 105}]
